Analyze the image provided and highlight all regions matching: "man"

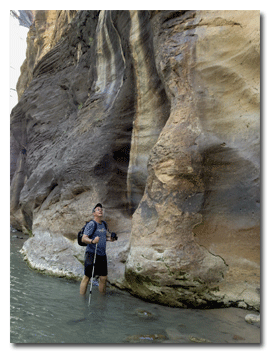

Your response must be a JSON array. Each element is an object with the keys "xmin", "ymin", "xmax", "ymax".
[{"xmin": 79, "ymin": 203, "xmax": 116, "ymax": 295}]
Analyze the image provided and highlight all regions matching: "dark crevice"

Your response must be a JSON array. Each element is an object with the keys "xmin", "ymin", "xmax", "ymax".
[{"xmin": 162, "ymin": 10, "xmax": 188, "ymax": 23}]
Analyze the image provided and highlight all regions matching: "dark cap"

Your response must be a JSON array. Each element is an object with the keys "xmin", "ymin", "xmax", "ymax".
[{"xmin": 92, "ymin": 203, "xmax": 102, "ymax": 213}]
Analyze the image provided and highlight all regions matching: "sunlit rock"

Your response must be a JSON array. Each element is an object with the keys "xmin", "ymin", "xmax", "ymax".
[{"xmin": 245, "ymin": 313, "xmax": 260, "ymax": 326}]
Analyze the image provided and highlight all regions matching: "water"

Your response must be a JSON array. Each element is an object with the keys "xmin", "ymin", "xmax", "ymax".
[{"xmin": 10, "ymin": 230, "xmax": 260, "ymax": 344}]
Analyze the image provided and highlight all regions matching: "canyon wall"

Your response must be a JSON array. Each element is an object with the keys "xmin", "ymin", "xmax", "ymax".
[{"xmin": 10, "ymin": 10, "xmax": 260, "ymax": 309}]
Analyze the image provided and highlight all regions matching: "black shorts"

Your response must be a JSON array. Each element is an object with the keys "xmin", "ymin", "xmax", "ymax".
[{"xmin": 84, "ymin": 252, "xmax": 108, "ymax": 278}]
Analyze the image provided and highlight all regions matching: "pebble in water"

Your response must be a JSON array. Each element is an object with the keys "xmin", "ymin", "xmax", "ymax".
[
  {"xmin": 124, "ymin": 334, "xmax": 167, "ymax": 343},
  {"xmin": 135, "ymin": 308, "xmax": 156, "ymax": 319},
  {"xmin": 188, "ymin": 335, "xmax": 212, "ymax": 343},
  {"xmin": 233, "ymin": 335, "xmax": 245, "ymax": 341},
  {"xmin": 245, "ymin": 314, "xmax": 260, "ymax": 327}
]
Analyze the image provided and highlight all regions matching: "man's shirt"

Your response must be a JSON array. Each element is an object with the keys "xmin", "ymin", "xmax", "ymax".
[{"xmin": 84, "ymin": 220, "xmax": 107, "ymax": 256}]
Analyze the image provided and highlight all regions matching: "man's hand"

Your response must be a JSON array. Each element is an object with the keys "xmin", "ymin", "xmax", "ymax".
[{"xmin": 92, "ymin": 236, "xmax": 100, "ymax": 244}]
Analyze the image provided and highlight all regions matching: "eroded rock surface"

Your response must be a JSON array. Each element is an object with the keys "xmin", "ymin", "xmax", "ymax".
[
  {"xmin": 125, "ymin": 10, "xmax": 260, "ymax": 309},
  {"xmin": 10, "ymin": 10, "xmax": 260, "ymax": 309}
]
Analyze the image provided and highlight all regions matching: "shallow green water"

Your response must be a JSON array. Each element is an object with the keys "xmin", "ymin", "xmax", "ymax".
[{"xmin": 10, "ymin": 230, "xmax": 260, "ymax": 344}]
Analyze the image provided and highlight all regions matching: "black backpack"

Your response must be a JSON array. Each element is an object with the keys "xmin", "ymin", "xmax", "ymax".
[{"xmin": 77, "ymin": 220, "xmax": 107, "ymax": 246}]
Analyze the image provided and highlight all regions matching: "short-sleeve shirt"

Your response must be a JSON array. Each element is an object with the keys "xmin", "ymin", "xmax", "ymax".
[{"xmin": 84, "ymin": 220, "xmax": 107, "ymax": 256}]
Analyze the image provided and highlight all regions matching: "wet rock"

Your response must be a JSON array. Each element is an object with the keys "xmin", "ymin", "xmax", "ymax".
[
  {"xmin": 238, "ymin": 301, "xmax": 248, "ymax": 309},
  {"xmin": 124, "ymin": 334, "xmax": 167, "ymax": 343},
  {"xmin": 245, "ymin": 314, "xmax": 260, "ymax": 326},
  {"xmin": 233, "ymin": 334, "xmax": 245, "ymax": 341},
  {"xmin": 189, "ymin": 335, "xmax": 211, "ymax": 343},
  {"xmin": 20, "ymin": 233, "xmax": 84, "ymax": 280},
  {"xmin": 135, "ymin": 308, "xmax": 156, "ymax": 319}
]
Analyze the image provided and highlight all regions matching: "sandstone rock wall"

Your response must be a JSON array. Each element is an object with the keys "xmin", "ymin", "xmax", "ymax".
[
  {"xmin": 16, "ymin": 10, "xmax": 78, "ymax": 99},
  {"xmin": 10, "ymin": 10, "xmax": 260, "ymax": 309},
  {"xmin": 125, "ymin": 10, "xmax": 260, "ymax": 308}
]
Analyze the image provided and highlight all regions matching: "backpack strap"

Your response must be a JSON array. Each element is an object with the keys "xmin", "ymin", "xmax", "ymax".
[
  {"xmin": 88, "ymin": 220, "xmax": 97, "ymax": 238},
  {"xmin": 91, "ymin": 220, "xmax": 107, "ymax": 231},
  {"xmin": 102, "ymin": 220, "xmax": 107, "ymax": 230},
  {"xmin": 86, "ymin": 220, "xmax": 107, "ymax": 238},
  {"xmin": 78, "ymin": 220, "xmax": 100, "ymax": 246}
]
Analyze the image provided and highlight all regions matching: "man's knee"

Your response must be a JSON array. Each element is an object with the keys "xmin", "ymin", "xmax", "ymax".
[
  {"xmin": 82, "ymin": 275, "xmax": 90, "ymax": 283},
  {"xmin": 99, "ymin": 276, "xmax": 107, "ymax": 283},
  {"xmin": 99, "ymin": 276, "xmax": 107, "ymax": 294},
  {"xmin": 80, "ymin": 275, "xmax": 90, "ymax": 295}
]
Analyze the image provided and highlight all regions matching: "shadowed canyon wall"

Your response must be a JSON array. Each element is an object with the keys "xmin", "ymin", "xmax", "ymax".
[{"xmin": 10, "ymin": 10, "xmax": 260, "ymax": 309}]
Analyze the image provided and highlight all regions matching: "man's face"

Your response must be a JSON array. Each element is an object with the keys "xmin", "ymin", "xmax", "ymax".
[{"xmin": 94, "ymin": 207, "xmax": 103, "ymax": 217}]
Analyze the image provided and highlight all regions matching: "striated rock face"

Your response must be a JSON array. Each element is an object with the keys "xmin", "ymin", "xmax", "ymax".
[
  {"xmin": 10, "ymin": 10, "xmax": 260, "ymax": 309},
  {"xmin": 16, "ymin": 10, "xmax": 78, "ymax": 99},
  {"xmin": 125, "ymin": 10, "xmax": 260, "ymax": 308}
]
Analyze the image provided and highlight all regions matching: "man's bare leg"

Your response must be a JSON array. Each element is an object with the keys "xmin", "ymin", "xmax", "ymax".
[
  {"xmin": 99, "ymin": 276, "xmax": 107, "ymax": 294},
  {"xmin": 80, "ymin": 275, "xmax": 90, "ymax": 295}
]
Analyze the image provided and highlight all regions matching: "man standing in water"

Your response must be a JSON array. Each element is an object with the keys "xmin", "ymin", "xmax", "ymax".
[{"xmin": 79, "ymin": 203, "xmax": 117, "ymax": 295}]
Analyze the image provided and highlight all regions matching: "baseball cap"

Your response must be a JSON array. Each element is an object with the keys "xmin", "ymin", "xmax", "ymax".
[{"xmin": 92, "ymin": 203, "xmax": 103, "ymax": 213}]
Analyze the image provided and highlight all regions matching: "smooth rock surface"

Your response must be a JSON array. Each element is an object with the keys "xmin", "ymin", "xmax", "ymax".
[
  {"xmin": 125, "ymin": 10, "xmax": 260, "ymax": 309},
  {"xmin": 245, "ymin": 313, "xmax": 260, "ymax": 326}
]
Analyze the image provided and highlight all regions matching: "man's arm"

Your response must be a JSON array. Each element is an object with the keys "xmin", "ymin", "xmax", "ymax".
[
  {"xmin": 81, "ymin": 221, "xmax": 99, "ymax": 244},
  {"xmin": 82, "ymin": 234, "xmax": 99, "ymax": 244}
]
